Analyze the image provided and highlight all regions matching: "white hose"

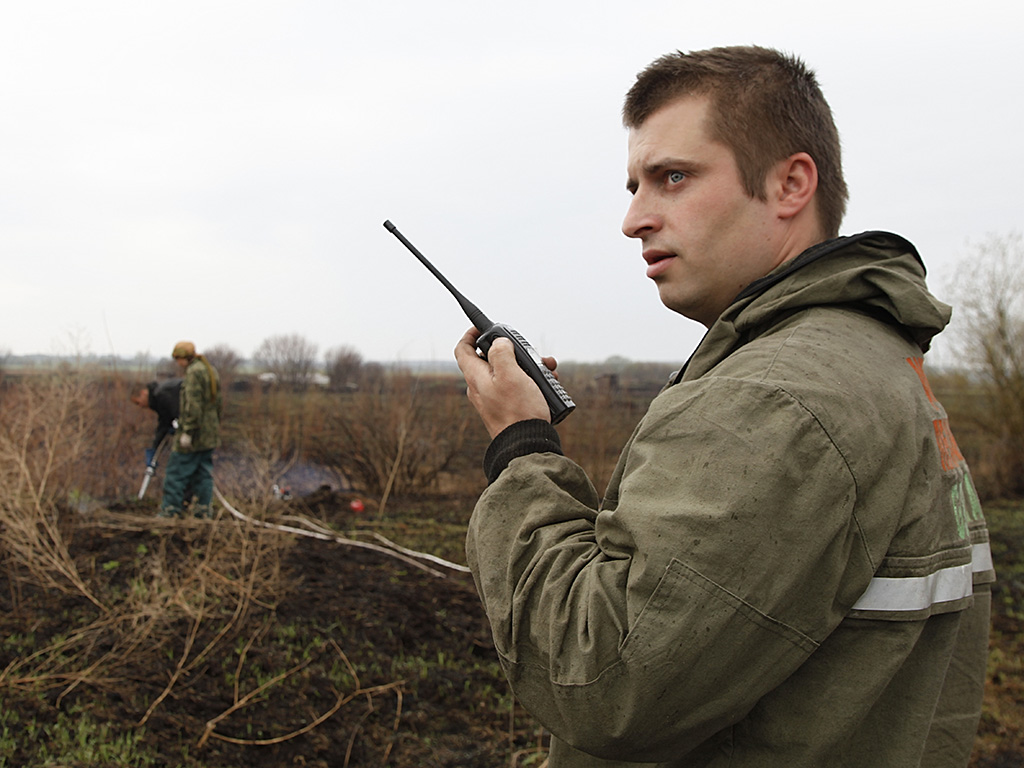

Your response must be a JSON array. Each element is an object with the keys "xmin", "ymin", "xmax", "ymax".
[{"xmin": 212, "ymin": 486, "xmax": 471, "ymax": 578}]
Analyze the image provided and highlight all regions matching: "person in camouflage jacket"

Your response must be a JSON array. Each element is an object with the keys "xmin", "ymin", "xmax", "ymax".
[{"xmin": 160, "ymin": 341, "xmax": 222, "ymax": 518}]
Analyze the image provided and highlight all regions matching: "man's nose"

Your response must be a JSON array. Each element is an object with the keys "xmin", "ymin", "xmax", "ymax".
[{"xmin": 622, "ymin": 192, "xmax": 659, "ymax": 239}]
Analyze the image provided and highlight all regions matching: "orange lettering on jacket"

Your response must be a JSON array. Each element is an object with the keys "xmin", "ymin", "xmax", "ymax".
[
  {"xmin": 933, "ymin": 418, "xmax": 966, "ymax": 471},
  {"xmin": 906, "ymin": 356, "xmax": 939, "ymax": 406},
  {"xmin": 907, "ymin": 357, "xmax": 966, "ymax": 471}
]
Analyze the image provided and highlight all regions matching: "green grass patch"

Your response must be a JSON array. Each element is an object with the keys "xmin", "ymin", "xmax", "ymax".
[{"xmin": 0, "ymin": 696, "xmax": 157, "ymax": 768}]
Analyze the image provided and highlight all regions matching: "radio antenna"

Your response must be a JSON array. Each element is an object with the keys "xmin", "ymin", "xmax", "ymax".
[{"xmin": 383, "ymin": 220, "xmax": 493, "ymax": 332}]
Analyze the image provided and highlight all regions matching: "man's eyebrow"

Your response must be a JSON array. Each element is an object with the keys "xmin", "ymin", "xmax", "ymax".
[{"xmin": 625, "ymin": 157, "xmax": 701, "ymax": 192}]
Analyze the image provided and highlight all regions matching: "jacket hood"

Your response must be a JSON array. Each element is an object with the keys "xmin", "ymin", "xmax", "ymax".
[{"xmin": 680, "ymin": 231, "xmax": 952, "ymax": 383}]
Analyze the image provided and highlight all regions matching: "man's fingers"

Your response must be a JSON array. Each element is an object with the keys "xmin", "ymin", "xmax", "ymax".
[
  {"xmin": 454, "ymin": 332, "xmax": 550, "ymax": 437},
  {"xmin": 454, "ymin": 328, "xmax": 484, "ymax": 370},
  {"xmin": 487, "ymin": 337, "xmax": 516, "ymax": 370}
]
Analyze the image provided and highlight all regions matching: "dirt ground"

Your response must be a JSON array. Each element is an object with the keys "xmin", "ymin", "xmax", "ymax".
[
  {"xmin": 1, "ymin": 488, "xmax": 1022, "ymax": 767},
  {"xmin": 0, "ymin": 490, "xmax": 545, "ymax": 768}
]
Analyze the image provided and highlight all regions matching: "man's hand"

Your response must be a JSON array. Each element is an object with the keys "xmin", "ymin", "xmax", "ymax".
[
  {"xmin": 179, "ymin": 433, "xmax": 193, "ymax": 450},
  {"xmin": 454, "ymin": 328, "xmax": 554, "ymax": 438}
]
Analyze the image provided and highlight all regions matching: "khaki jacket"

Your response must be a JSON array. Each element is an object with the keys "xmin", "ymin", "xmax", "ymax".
[{"xmin": 467, "ymin": 232, "xmax": 994, "ymax": 767}]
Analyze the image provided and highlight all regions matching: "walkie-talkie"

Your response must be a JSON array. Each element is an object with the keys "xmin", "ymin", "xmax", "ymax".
[{"xmin": 383, "ymin": 220, "xmax": 575, "ymax": 424}]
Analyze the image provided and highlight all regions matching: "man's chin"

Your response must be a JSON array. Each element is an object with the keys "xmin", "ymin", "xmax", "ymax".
[{"xmin": 658, "ymin": 291, "xmax": 710, "ymax": 327}]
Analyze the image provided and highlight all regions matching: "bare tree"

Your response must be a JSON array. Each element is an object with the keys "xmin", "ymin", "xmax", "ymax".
[
  {"xmin": 946, "ymin": 232, "xmax": 1024, "ymax": 497},
  {"xmin": 324, "ymin": 345, "xmax": 363, "ymax": 391},
  {"xmin": 155, "ymin": 358, "xmax": 179, "ymax": 379},
  {"xmin": 306, "ymin": 370, "xmax": 472, "ymax": 499},
  {"xmin": 203, "ymin": 343, "xmax": 244, "ymax": 390},
  {"xmin": 252, "ymin": 334, "xmax": 320, "ymax": 391}
]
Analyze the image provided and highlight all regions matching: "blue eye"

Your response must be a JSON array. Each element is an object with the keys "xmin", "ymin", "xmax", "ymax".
[{"xmin": 668, "ymin": 171, "xmax": 686, "ymax": 184}]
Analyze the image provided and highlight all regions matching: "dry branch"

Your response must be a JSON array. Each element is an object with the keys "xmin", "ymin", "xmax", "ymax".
[{"xmin": 200, "ymin": 639, "xmax": 404, "ymax": 749}]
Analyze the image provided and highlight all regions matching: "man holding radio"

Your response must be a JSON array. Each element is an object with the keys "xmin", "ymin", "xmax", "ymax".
[{"xmin": 455, "ymin": 46, "xmax": 992, "ymax": 767}]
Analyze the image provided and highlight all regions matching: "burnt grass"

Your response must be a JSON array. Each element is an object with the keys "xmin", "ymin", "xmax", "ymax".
[
  {"xmin": 1, "ymin": 490, "xmax": 1022, "ymax": 767},
  {"xmin": 0, "ymin": 491, "xmax": 546, "ymax": 768}
]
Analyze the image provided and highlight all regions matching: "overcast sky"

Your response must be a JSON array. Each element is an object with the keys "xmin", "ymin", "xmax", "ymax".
[{"xmin": 3, "ymin": 1, "xmax": 1021, "ymax": 367}]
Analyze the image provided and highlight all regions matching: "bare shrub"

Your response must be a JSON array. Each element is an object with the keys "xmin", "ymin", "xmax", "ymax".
[
  {"xmin": 946, "ymin": 232, "xmax": 1024, "ymax": 498},
  {"xmin": 253, "ymin": 334, "xmax": 319, "ymax": 392},
  {"xmin": 324, "ymin": 345, "xmax": 363, "ymax": 391},
  {"xmin": 204, "ymin": 343, "xmax": 244, "ymax": 391},
  {"xmin": 155, "ymin": 357, "xmax": 179, "ymax": 378},
  {"xmin": 307, "ymin": 371, "xmax": 473, "ymax": 501},
  {"xmin": 215, "ymin": 388, "xmax": 310, "ymax": 513},
  {"xmin": 0, "ymin": 371, "xmax": 296, "ymax": 718},
  {"xmin": 0, "ymin": 374, "xmax": 102, "ymax": 607},
  {"xmin": 130, "ymin": 514, "xmax": 293, "ymax": 725},
  {"xmin": 555, "ymin": 362, "xmax": 669, "ymax": 494},
  {"xmin": 89, "ymin": 372, "xmax": 159, "ymax": 500},
  {"xmin": 0, "ymin": 367, "xmax": 166, "ymax": 608},
  {"xmin": 0, "ymin": 511, "xmax": 294, "ymax": 721},
  {"xmin": 360, "ymin": 361, "xmax": 386, "ymax": 393}
]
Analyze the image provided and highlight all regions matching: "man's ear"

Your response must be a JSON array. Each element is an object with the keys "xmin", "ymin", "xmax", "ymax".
[{"xmin": 774, "ymin": 152, "xmax": 818, "ymax": 220}]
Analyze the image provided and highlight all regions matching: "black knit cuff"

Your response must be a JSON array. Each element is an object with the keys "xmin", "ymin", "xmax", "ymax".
[{"xmin": 483, "ymin": 419, "xmax": 564, "ymax": 484}]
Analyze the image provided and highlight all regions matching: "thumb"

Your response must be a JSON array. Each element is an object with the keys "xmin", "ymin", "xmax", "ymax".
[{"xmin": 487, "ymin": 337, "xmax": 516, "ymax": 370}]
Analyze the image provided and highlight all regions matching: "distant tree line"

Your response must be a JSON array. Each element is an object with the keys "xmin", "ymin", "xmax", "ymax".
[
  {"xmin": 5, "ymin": 232, "xmax": 1021, "ymax": 500},
  {"xmin": 199, "ymin": 335, "xmax": 370, "ymax": 394}
]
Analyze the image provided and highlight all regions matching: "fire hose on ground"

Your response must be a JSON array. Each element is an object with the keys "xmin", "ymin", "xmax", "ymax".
[
  {"xmin": 136, "ymin": 438, "xmax": 468, "ymax": 578},
  {"xmin": 213, "ymin": 485, "xmax": 471, "ymax": 579}
]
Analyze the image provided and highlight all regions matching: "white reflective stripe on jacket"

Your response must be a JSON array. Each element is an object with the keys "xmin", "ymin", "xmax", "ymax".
[{"xmin": 851, "ymin": 541, "xmax": 993, "ymax": 613}]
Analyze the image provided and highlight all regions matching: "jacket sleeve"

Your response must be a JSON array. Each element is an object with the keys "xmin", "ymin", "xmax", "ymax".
[
  {"xmin": 178, "ymin": 366, "xmax": 204, "ymax": 436},
  {"xmin": 152, "ymin": 419, "xmax": 172, "ymax": 452},
  {"xmin": 466, "ymin": 378, "xmax": 870, "ymax": 762}
]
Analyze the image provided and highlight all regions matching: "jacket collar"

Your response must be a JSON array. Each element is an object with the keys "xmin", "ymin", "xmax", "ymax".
[
  {"xmin": 671, "ymin": 232, "xmax": 937, "ymax": 385},
  {"xmin": 734, "ymin": 231, "xmax": 923, "ymax": 306}
]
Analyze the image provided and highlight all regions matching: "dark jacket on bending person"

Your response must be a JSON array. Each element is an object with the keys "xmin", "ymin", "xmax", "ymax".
[{"xmin": 146, "ymin": 378, "xmax": 182, "ymax": 453}]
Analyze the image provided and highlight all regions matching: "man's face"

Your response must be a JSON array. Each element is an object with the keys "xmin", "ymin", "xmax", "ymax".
[
  {"xmin": 131, "ymin": 389, "xmax": 149, "ymax": 408},
  {"xmin": 622, "ymin": 96, "xmax": 785, "ymax": 327},
  {"xmin": 174, "ymin": 356, "xmax": 189, "ymax": 370}
]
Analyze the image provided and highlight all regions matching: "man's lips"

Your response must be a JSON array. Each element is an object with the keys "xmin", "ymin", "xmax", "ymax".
[{"xmin": 643, "ymin": 249, "xmax": 675, "ymax": 279}]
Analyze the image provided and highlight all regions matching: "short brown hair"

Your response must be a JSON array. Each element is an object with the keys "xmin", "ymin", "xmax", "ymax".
[{"xmin": 623, "ymin": 46, "xmax": 848, "ymax": 238}]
